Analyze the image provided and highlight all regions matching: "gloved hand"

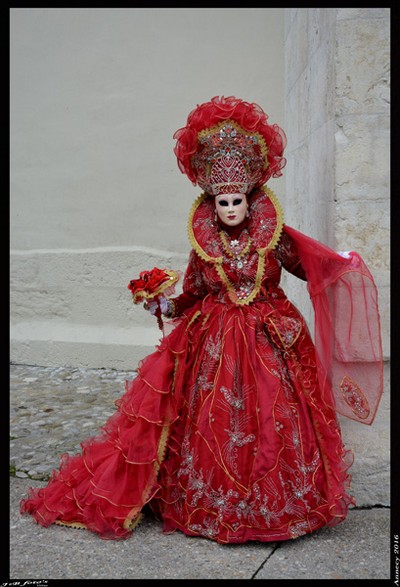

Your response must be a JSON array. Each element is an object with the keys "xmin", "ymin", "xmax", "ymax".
[
  {"xmin": 338, "ymin": 251, "xmax": 361, "ymax": 270},
  {"xmin": 145, "ymin": 296, "xmax": 169, "ymax": 316}
]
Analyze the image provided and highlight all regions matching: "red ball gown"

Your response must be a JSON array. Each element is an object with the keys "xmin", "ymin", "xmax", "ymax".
[{"xmin": 20, "ymin": 187, "xmax": 383, "ymax": 543}]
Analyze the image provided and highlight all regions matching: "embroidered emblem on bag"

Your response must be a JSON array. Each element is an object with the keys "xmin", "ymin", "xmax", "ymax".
[{"xmin": 340, "ymin": 376, "xmax": 370, "ymax": 419}]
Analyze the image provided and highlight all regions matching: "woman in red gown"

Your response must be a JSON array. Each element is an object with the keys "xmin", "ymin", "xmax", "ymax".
[{"xmin": 20, "ymin": 96, "xmax": 383, "ymax": 543}]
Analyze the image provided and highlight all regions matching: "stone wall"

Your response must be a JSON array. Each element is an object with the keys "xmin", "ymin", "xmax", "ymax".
[{"xmin": 283, "ymin": 8, "xmax": 390, "ymax": 506}]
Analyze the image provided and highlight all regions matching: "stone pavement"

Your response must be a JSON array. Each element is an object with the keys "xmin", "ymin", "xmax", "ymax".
[{"xmin": 8, "ymin": 363, "xmax": 393, "ymax": 582}]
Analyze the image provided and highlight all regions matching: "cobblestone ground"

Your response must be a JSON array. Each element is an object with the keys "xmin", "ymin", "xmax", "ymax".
[{"xmin": 10, "ymin": 363, "xmax": 135, "ymax": 480}]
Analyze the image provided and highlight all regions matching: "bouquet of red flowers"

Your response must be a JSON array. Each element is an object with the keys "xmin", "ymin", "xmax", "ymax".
[{"xmin": 128, "ymin": 267, "xmax": 180, "ymax": 329}]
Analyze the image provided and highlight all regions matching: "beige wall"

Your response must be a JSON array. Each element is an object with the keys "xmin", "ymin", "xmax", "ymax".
[{"xmin": 10, "ymin": 8, "xmax": 285, "ymax": 367}]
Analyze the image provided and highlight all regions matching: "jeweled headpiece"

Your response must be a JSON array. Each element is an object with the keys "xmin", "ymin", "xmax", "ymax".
[
  {"xmin": 173, "ymin": 96, "xmax": 287, "ymax": 196},
  {"xmin": 192, "ymin": 120, "xmax": 267, "ymax": 195}
]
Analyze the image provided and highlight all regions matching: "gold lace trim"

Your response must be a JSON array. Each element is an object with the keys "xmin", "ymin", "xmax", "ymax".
[
  {"xmin": 165, "ymin": 298, "xmax": 177, "ymax": 318},
  {"xmin": 54, "ymin": 513, "xmax": 143, "ymax": 533},
  {"xmin": 262, "ymin": 187, "xmax": 284, "ymax": 251},
  {"xmin": 54, "ymin": 520, "xmax": 87, "ymax": 530},
  {"xmin": 122, "ymin": 422, "xmax": 170, "ymax": 531},
  {"xmin": 215, "ymin": 252, "xmax": 266, "ymax": 306},
  {"xmin": 187, "ymin": 192, "xmax": 223, "ymax": 263}
]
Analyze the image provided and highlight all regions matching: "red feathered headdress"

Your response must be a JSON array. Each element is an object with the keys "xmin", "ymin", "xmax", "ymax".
[{"xmin": 173, "ymin": 96, "xmax": 287, "ymax": 195}]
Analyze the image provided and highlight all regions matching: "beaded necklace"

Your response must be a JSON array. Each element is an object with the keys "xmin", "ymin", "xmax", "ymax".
[{"xmin": 219, "ymin": 229, "xmax": 252, "ymax": 270}]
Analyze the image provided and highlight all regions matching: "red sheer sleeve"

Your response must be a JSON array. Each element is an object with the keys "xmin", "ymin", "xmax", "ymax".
[
  {"xmin": 275, "ymin": 229, "xmax": 307, "ymax": 280},
  {"xmin": 283, "ymin": 225, "xmax": 383, "ymax": 425},
  {"xmin": 169, "ymin": 250, "xmax": 208, "ymax": 316}
]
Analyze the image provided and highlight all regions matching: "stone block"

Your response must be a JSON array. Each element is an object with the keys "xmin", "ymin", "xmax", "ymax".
[
  {"xmin": 335, "ymin": 115, "xmax": 389, "ymax": 201},
  {"xmin": 334, "ymin": 199, "xmax": 389, "ymax": 272},
  {"xmin": 335, "ymin": 15, "xmax": 390, "ymax": 116}
]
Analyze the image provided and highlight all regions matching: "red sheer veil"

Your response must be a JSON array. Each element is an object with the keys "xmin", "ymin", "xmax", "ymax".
[{"xmin": 284, "ymin": 225, "xmax": 383, "ymax": 425}]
